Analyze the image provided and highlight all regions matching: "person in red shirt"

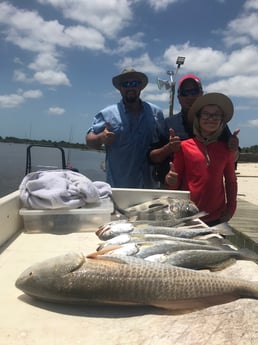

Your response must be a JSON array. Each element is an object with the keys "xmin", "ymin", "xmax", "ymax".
[{"xmin": 165, "ymin": 92, "xmax": 237, "ymax": 226}]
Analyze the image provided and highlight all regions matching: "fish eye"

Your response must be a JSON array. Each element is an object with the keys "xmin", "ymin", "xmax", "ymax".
[{"xmin": 29, "ymin": 271, "xmax": 33, "ymax": 276}]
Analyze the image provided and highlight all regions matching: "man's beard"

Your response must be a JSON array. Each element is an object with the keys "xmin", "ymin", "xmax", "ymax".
[{"xmin": 125, "ymin": 91, "xmax": 138, "ymax": 103}]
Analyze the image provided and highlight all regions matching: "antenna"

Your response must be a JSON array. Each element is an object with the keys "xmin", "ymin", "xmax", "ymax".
[{"xmin": 157, "ymin": 56, "xmax": 186, "ymax": 116}]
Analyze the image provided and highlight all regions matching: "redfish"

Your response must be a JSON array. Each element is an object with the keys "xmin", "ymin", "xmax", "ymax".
[{"xmin": 15, "ymin": 252, "xmax": 258, "ymax": 311}]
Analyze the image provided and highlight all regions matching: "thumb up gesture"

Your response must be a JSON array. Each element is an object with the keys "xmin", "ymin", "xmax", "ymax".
[
  {"xmin": 168, "ymin": 128, "xmax": 181, "ymax": 152},
  {"xmin": 102, "ymin": 122, "xmax": 115, "ymax": 146},
  {"xmin": 228, "ymin": 128, "xmax": 240, "ymax": 152},
  {"xmin": 165, "ymin": 162, "xmax": 178, "ymax": 186}
]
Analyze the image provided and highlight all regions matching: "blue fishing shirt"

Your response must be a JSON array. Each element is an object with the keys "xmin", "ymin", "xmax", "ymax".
[{"xmin": 87, "ymin": 100, "xmax": 165, "ymax": 188}]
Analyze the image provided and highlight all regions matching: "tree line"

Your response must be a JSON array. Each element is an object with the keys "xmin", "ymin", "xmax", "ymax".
[
  {"xmin": 0, "ymin": 136, "xmax": 104, "ymax": 151},
  {"xmin": 0, "ymin": 135, "xmax": 257, "ymax": 159}
]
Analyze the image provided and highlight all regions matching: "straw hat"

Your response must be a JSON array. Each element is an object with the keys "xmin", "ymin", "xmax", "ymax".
[
  {"xmin": 112, "ymin": 67, "xmax": 148, "ymax": 90},
  {"xmin": 188, "ymin": 92, "xmax": 234, "ymax": 123}
]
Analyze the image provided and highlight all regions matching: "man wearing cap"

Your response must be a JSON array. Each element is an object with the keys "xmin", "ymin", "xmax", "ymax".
[
  {"xmin": 149, "ymin": 74, "xmax": 239, "ymax": 186},
  {"xmin": 165, "ymin": 92, "xmax": 237, "ymax": 226},
  {"xmin": 86, "ymin": 67, "xmax": 165, "ymax": 188}
]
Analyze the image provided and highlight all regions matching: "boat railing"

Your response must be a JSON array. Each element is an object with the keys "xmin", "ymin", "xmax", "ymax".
[{"xmin": 25, "ymin": 144, "xmax": 66, "ymax": 175}]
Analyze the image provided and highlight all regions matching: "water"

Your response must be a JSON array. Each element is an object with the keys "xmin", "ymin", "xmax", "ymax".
[{"xmin": 0, "ymin": 142, "xmax": 106, "ymax": 197}]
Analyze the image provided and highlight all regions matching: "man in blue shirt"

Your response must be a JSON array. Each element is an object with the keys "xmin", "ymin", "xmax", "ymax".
[{"xmin": 86, "ymin": 67, "xmax": 165, "ymax": 188}]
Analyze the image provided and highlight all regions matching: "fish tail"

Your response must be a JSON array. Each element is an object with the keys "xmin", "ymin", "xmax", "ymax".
[
  {"xmin": 211, "ymin": 222, "xmax": 235, "ymax": 236},
  {"xmin": 109, "ymin": 195, "xmax": 130, "ymax": 218},
  {"xmin": 240, "ymin": 280, "xmax": 258, "ymax": 299},
  {"xmin": 237, "ymin": 248, "xmax": 258, "ymax": 262}
]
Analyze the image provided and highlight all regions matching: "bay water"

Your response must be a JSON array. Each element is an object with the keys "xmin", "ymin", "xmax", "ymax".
[{"xmin": 0, "ymin": 142, "xmax": 106, "ymax": 197}]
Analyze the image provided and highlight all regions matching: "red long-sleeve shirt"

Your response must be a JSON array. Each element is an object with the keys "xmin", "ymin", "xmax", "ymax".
[{"xmin": 168, "ymin": 138, "xmax": 237, "ymax": 223}]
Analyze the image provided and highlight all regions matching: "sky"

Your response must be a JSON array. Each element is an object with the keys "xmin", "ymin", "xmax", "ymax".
[{"xmin": 0, "ymin": 0, "xmax": 258, "ymax": 147}]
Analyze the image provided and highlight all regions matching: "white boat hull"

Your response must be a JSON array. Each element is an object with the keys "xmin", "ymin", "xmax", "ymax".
[{"xmin": 1, "ymin": 189, "xmax": 258, "ymax": 345}]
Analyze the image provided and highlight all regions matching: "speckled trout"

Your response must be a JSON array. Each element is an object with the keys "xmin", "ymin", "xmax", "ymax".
[
  {"xmin": 145, "ymin": 248, "xmax": 258, "ymax": 271},
  {"xmin": 15, "ymin": 252, "xmax": 258, "ymax": 311}
]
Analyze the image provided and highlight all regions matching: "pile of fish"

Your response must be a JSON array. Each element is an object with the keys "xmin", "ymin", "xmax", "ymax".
[
  {"xmin": 15, "ymin": 196, "xmax": 258, "ymax": 311},
  {"xmin": 95, "ymin": 197, "xmax": 258, "ymax": 271},
  {"xmin": 95, "ymin": 220, "xmax": 258, "ymax": 271}
]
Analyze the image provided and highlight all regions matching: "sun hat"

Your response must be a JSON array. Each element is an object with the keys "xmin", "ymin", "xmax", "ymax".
[
  {"xmin": 188, "ymin": 92, "xmax": 234, "ymax": 124},
  {"xmin": 177, "ymin": 74, "xmax": 202, "ymax": 91},
  {"xmin": 112, "ymin": 67, "xmax": 148, "ymax": 90}
]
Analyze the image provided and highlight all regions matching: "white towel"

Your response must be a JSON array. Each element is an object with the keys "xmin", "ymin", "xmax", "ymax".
[{"xmin": 19, "ymin": 170, "xmax": 112, "ymax": 209}]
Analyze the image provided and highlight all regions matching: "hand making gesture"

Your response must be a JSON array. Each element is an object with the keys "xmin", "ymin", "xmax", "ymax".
[
  {"xmin": 165, "ymin": 162, "xmax": 178, "ymax": 186},
  {"xmin": 168, "ymin": 128, "xmax": 181, "ymax": 153},
  {"xmin": 102, "ymin": 122, "xmax": 115, "ymax": 146},
  {"xmin": 228, "ymin": 128, "xmax": 240, "ymax": 152}
]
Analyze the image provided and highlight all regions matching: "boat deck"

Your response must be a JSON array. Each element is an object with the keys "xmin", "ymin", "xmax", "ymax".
[
  {"xmin": 1, "ymin": 189, "xmax": 258, "ymax": 344},
  {"xmin": 229, "ymin": 198, "xmax": 258, "ymax": 253},
  {"xmin": 1, "ymin": 226, "xmax": 258, "ymax": 345}
]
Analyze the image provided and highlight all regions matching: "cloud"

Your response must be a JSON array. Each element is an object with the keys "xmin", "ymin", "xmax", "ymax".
[
  {"xmin": 116, "ymin": 33, "xmax": 146, "ymax": 54},
  {"xmin": 48, "ymin": 107, "xmax": 65, "ymax": 115},
  {"xmin": 0, "ymin": 89, "xmax": 42, "ymax": 108},
  {"xmin": 223, "ymin": 4, "xmax": 258, "ymax": 47},
  {"xmin": 23, "ymin": 89, "xmax": 43, "ymax": 99},
  {"xmin": 0, "ymin": 94, "xmax": 24, "ymax": 108},
  {"xmin": 145, "ymin": 90, "xmax": 170, "ymax": 103},
  {"xmin": 147, "ymin": 0, "xmax": 179, "ymax": 11},
  {"xmin": 28, "ymin": 52, "xmax": 71, "ymax": 86},
  {"xmin": 216, "ymin": 45, "xmax": 258, "ymax": 76},
  {"xmin": 29, "ymin": 53, "xmax": 61, "ymax": 71},
  {"xmin": 205, "ymin": 75, "xmax": 258, "ymax": 98},
  {"xmin": 65, "ymin": 26, "xmax": 105, "ymax": 50},
  {"xmin": 34, "ymin": 70, "xmax": 71, "ymax": 86},
  {"xmin": 160, "ymin": 41, "xmax": 258, "ymax": 100},
  {"xmin": 0, "ymin": 2, "xmax": 104, "ymax": 88},
  {"xmin": 13, "ymin": 57, "xmax": 24, "ymax": 65},
  {"xmin": 13, "ymin": 70, "xmax": 32, "ymax": 83},
  {"xmin": 0, "ymin": 3, "xmax": 106, "ymax": 52},
  {"xmin": 0, "ymin": 2, "xmax": 67, "ymax": 52},
  {"xmin": 245, "ymin": 0, "xmax": 258, "ymax": 11},
  {"xmin": 117, "ymin": 53, "xmax": 164, "ymax": 76},
  {"xmin": 163, "ymin": 42, "xmax": 226, "ymax": 77},
  {"xmin": 245, "ymin": 119, "xmax": 258, "ymax": 127},
  {"xmin": 37, "ymin": 0, "xmax": 133, "ymax": 37}
]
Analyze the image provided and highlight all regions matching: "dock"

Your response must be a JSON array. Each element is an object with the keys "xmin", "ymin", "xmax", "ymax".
[{"xmin": 229, "ymin": 198, "xmax": 258, "ymax": 253}]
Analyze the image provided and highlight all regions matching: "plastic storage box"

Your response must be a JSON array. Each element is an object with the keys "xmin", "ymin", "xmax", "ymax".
[{"xmin": 19, "ymin": 198, "xmax": 114, "ymax": 233}]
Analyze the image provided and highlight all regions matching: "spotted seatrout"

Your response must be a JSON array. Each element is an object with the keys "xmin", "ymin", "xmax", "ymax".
[
  {"xmin": 145, "ymin": 248, "xmax": 258, "ymax": 271},
  {"xmin": 15, "ymin": 252, "xmax": 258, "ymax": 311}
]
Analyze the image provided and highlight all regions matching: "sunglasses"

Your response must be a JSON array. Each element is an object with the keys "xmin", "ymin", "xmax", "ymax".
[
  {"xmin": 120, "ymin": 80, "xmax": 141, "ymax": 88},
  {"xmin": 199, "ymin": 112, "xmax": 224, "ymax": 120},
  {"xmin": 179, "ymin": 88, "xmax": 201, "ymax": 97}
]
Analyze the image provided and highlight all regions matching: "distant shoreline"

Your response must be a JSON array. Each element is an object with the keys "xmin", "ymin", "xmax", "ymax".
[
  {"xmin": 0, "ymin": 138, "xmax": 105, "ymax": 152},
  {"xmin": 238, "ymin": 153, "xmax": 258, "ymax": 163},
  {"xmin": 0, "ymin": 138, "xmax": 257, "ymax": 161}
]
